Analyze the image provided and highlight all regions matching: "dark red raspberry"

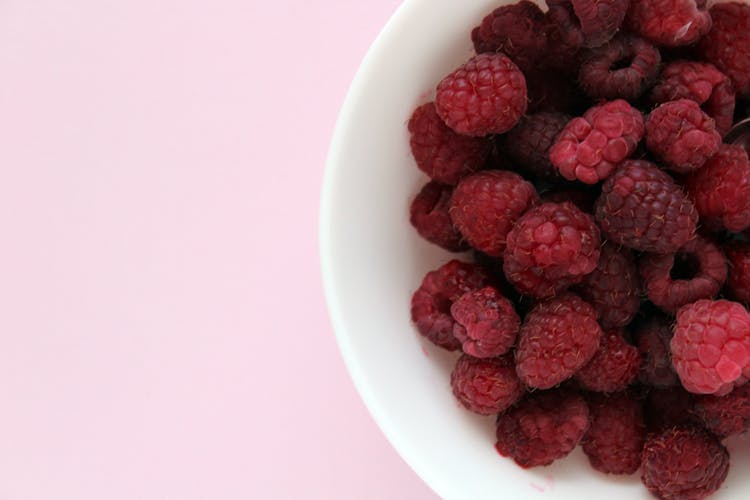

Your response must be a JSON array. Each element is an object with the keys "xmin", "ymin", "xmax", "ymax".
[
  {"xmin": 641, "ymin": 426, "xmax": 729, "ymax": 500},
  {"xmin": 579, "ymin": 34, "xmax": 661, "ymax": 101},
  {"xmin": 409, "ymin": 182, "xmax": 467, "ymax": 252},
  {"xmin": 525, "ymin": 71, "xmax": 584, "ymax": 114},
  {"xmin": 435, "ymin": 53, "xmax": 527, "ymax": 136},
  {"xmin": 549, "ymin": 100, "xmax": 645, "ymax": 184},
  {"xmin": 410, "ymin": 260, "xmax": 489, "ymax": 350},
  {"xmin": 515, "ymin": 293, "xmax": 602, "ymax": 388},
  {"xmin": 639, "ymin": 236, "xmax": 728, "ymax": 314},
  {"xmin": 450, "ymin": 171, "xmax": 538, "ymax": 257},
  {"xmin": 503, "ymin": 202, "xmax": 601, "ymax": 299},
  {"xmin": 636, "ymin": 315, "xmax": 679, "ymax": 388},
  {"xmin": 595, "ymin": 160, "xmax": 698, "ymax": 253},
  {"xmin": 575, "ymin": 329, "xmax": 641, "ymax": 392},
  {"xmin": 570, "ymin": 0, "xmax": 629, "ymax": 48},
  {"xmin": 686, "ymin": 144, "xmax": 750, "ymax": 233},
  {"xmin": 693, "ymin": 382, "xmax": 750, "ymax": 438},
  {"xmin": 645, "ymin": 100, "xmax": 722, "ymax": 174},
  {"xmin": 541, "ymin": 188, "xmax": 598, "ymax": 213},
  {"xmin": 542, "ymin": 0, "xmax": 584, "ymax": 71},
  {"xmin": 650, "ymin": 61, "xmax": 736, "ymax": 137},
  {"xmin": 626, "ymin": 0, "xmax": 711, "ymax": 47},
  {"xmin": 698, "ymin": 2, "xmax": 750, "ymax": 99},
  {"xmin": 576, "ymin": 243, "xmax": 640, "ymax": 329},
  {"xmin": 582, "ymin": 393, "xmax": 645, "ymax": 475},
  {"xmin": 495, "ymin": 389, "xmax": 589, "ymax": 468},
  {"xmin": 501, "ymin": 112, "xmax": 571, "ymax": 182},
  {"xmin": 671, "ymin": 299, "xmax": 750, "ymax": 395},
  {"xmin": 451, "ymin": 286, "xmax": 520, "ymax": 358},
  {"xmin": 644, "ymin": 386, "xmax": 695, "ymax": 431},
  {"xmin": 451, "ymin": 354, "xmax": 524, "ymax": 415},
  {"xmin": 725, "ymin": 242, "xmax": 750, "ymax": 306}
]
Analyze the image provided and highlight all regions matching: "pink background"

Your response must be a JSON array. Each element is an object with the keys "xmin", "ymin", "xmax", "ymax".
[{"xmin": 0, "ymin": 1, "xmax": 437, "ymax": 498}]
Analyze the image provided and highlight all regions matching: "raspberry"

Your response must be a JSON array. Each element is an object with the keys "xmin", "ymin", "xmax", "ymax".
[
  {"xmin": 725, "ymin": 242, "xmax": 750, "ymax": 306},
  {"xmin": 451, "ymin": 354, "xmax": 524, "ymax": 415},
  {"xmin": 595, "ymin": 160, "xmax": 698, "ymax": 253},
  {"xmin": 698, "ymin": 2, "xmax": 750, "ymax": 99},
  {"xmin": 650, "ymin": 61, "xmax": 736, "ymax": 137},
  {"xmin": 407, "ymin": 103, "xmax": 491, "ymax": 185},
  {"xmin": 671, "ymin": 299, "xmax": 750, "ymax": 395},
  {"xmin": 575, "ymin": 329, "xmax": 641, "ymax": 392},
  {"xmin": 501, "ymin": 112, "xmax": 571, "ymax": 182},
  {"xmin": 409, "ymin": 182, "xmax": 467, "ymax": 252},
  {"xmin": 639, "ymin": 236, "xmax": 728, "ymax": 313},
  {"xmin": 576, "ymin": 243, "xmax": 641, "ymax": 329},
  {"xmin": 645, "ymin": 100, "xmax": 722, "ymax": 174},
  {"xmin": 570, "ymin": 0, "xmax": 629, "ymax": 48},
  {"xmin": 685, "ymin": 144, "xmax": 750, "ymax": 233},
  {"xmin": 435, "ymin": 53, "xmax": 527, "ymax": 136},
  {"xmin": 502, "ymin": 202, "xmax": 601, "ymax": 299},
  {"xmin": 578, "ymin": 34, "xmax": 661, "ymax": 101},
  {"xmin": 626, "ymin": 0, "xmax": 712, "ymax": 48},
  {"xmin": 581, "ymin": 393, "xmax": 645, "ymax": 475},
  {"xmin": 693, "ymin": 382, "xmax": 750, "ymax": 438},
  {"xmin": 549, "ymin": 100, "xmax": 645, "ymax": 184},
  {"xmin": 515, "ymin": 293, "xmax": 602, "ymax": 388},
  {"xmin": 644, "ymin": 386, "xmax": 695, "ymax": 431},
  {"xmin": 542, "ymin": 0, "xmax": 584, "ymax": 71},
  {"xmin": 636, "ymin": 315, "xmax": 679, "ymax": 388},
  {"xmin": 641, "ymin": 427, "xmax": 729, "ymax": 500},
  {"xmin": 450, "ymin": 171, "xmax": 538, "ymax": 257},
  {"xmin": 450, "ymin": 286, "xmax": 520, "ymax": 358},
  {"xmin": 495, "ymin": 389, "xmax": 589, "ymax": 468},
  {"xmin": 410, "ymin": 260, "xmax": 489, "ymax": 350}
]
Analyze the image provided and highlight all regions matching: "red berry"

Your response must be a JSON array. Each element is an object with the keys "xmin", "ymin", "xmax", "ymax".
[
  {"xmin": 644, "ymin": 386, "xmax": 695, "ymax": 431},
  {"xmin": 409, "ymin": 182, "xmax": 467, "ymax": 252},
  {"xmin": 570, "ymin": 0, "xmax": 629, "ymax": 48},
  {"xmin": 698, "ymin": 2, "xmax": 750, "ymax": 99},
  {"xmin": 542, "ymin": 0, "xmax": 584, "ymax": 71},
  {"xmin": 451, "ymin": 286, "xmax": 520, "ymax": 358},
  {"xmin": 693, "ymin": 382, "xmax": 750, "ymax": 439},
  {"xmin": 501, "ymin": 112, "xmax": 571, "ymax": 182},
  {"xmin": 582, "ymin": 393, "xmax": 645, "ymax": 475},
  {"xmin": 636, "ymin": 315, "xmax": 679, "ymax": 388},
  {"xmin": 626, "ymin": 0, "xmax": 712, "ymax": 47},
  {"xmin": 451, "ymin": 354, "xmax": 524, "ymax": 415},
  {"xmin": 575, "ymin": 329, "xmax": 641, "ymax": 392},
  {"xmin": 725, "ymin": 242, "xmax": 750, "ymax": 306}
]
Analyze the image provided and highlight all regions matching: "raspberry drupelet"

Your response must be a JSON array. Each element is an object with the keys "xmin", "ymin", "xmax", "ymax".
[
  {"xmin": 409, "ymin": 182, "xmax": 467, "ymax": 252},
  {"xmin": 693, "ymin": 382, "xmax": 750, "ymax": 438},
  {"xmin": 450, "ymin": 354, "xmax": 524, "ymax": 415},
  {"xmin": 450, "ymin": 286, "xmax": 521, "ymax": 359},
  {"xmin": 569, "ymin": 0, "xmax": 630, "ymax": 48}
]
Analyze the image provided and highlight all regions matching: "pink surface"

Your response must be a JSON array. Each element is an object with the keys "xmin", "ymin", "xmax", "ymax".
[{"xmin": 0, "ymin": 1, "xmax": 437, "ymax": 499}]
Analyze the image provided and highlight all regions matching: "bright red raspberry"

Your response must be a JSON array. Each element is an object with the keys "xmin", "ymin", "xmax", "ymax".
[
  {"xmin": 725, "ymin": 242, "xmax": 750, "ymax": 306},
  {"xmin": 495, "ymin": 389, "xmax": 589, "ymax": 468},
  {"xmin": 639, "ymin": 236, "xmax": 728, "ymax": 313},
  {"xmin": 686, "ymin": 144, "xmax": 750, "ymax": 233},
  {"xmin": 582, "ymin": 393, "xmax": 645, "ymax": 475},
  {"xmin": 503, "ymin": 202, "xmax": 601, "ymax": 299},
  {"xmin": 435, "ymin": 53, "xmax": 527, "ymax": 136},
  {"xmin": 576, "ymin": 243, "xmax": 640, "ymax": 329},
  {"xmin": 542, "ymin": 0, "xmax": 584, "ymax": 71},
  {"xmin": 671, "ymin": 299, "xmax": 750, "ymax": 395},
  {"xmin": 450, "ymin": 171, "xmax": 538, "ymax": 257},
  {"xmin": 549, "ymin": 100, "xmax": 645, "ymax": 184},
  {"xmin": 409, "ymin": 182, "xmax": 467, "ymax": 252},
  {"xmin": 570, "ymin": 0, "xmax": 629, "ymax": 48},
  {"xmin": 451, "ymin": 354, "xmax": 524, "ymax": 415},
  {"xmin": 644, "ymin": 386, "xmax": 695, "ymax": 431},
  {"xmin": 595, "ymin": 160, "xmax": 698, "ymax": 253},
  {"xmin": 451, "ymin": 286, "xmax": 520, "ymax": 358},
  {"xmin": 698, "ymin": 2, "xmax": 750, "ymax": 99},
  {"xmin": 501, "ymin": 112, "xmax": 571, "ymax": 182},
  {"xmin": 575, "ymin": 329, "xmax": 641, "ymax": 392},
  {"xmin": 693, "ymin": 382, "xmax": 750, "ymax": 438},
  {"xmin": 579, "ymin": 34, "xmax": 661, "ymax": 101},
  {"xmin": 407, "ymin": 103, "xmax": 491, "ymax": 185},
  {"xmin": 641, "ymin": 426, "xmax": 729, "ymax": 500},
  {"xmin": 410, "ymin": 260, "xmax": 489, "ymax": 350},
  {"xmin": 645, "ymin": 100, "xmax": 722, "ymax": 174},
  {"xmin": 515, "ymin": 293, "xmax": 602, "ymax": 388},
  {"xmin": 626, "ymin": 0, "xmax": 711, "ymax": 47},
  {"xmin": 650, "ymin": 61, "xmax": 736, "ymax": 137},
  {"xmin": 636, "ymin": 315, "xmax": 679, "ymax": 388}
]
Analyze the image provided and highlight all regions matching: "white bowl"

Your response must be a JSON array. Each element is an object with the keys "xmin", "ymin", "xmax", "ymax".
[{"xmin": 320, "ymin": 1, "xmax": 750, "ymax": 498}]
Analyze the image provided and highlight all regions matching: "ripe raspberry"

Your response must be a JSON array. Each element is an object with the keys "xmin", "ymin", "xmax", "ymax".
[
  {"xmin": 501, "ymin": 112, "xmax": 571, "ymax": 182},
  {"xmin": 515, "ymin": 293, "xmax": 602, "ymax": 388},
  {"xmin": 451, "ymin": 354, "xmax": 524, "ymax": 415},
  {"xmin": 451, "ymin": 286, "xmax": 520, "ymax": 358},
  {"xmin": 408, "ymin": 103, "xmax": 491, "ymax": 185},
  {"xmin": 578, "ymin": 34, "xmax": 661, "ymax": 101},
  {"xmin": 626, "ymin": 0, "xmax": 711, "ymax": 47},
  {"xmin": 641, "ymin": 426, "xmax": 729, "ymax": 500},
  {"xmin": 409, "ymin": 182, "xmax": 467, "ymax": 252},
  {"xmin": 595, "ymin": 160, "xmax": 698, "ymax": 253},
  {"xmin": 650, "ymin": 61, "xmax": 736, "ymax": 137},
  {"xmin": 410, "ymin": 260, "xmax": 489, "ymax": 350},
  {"xmin": 576, "ymin": 243, "xmax": 640, "ymax": 329},
  {"xmin": 549, "ymin": 100, "xmax": 645, "ymax": 184},
  {"xmin": 542, "ymin": 0, "xmax": 584, "ymax": 71},
  {"xmin": 635, "ymin": 315, "xmax": 679, "ymax": 388},
  {"xmin": 698, "ymin": 2, "xmax": 750, "ymax": 99},
  {"xmin": 693, "ymin": 382, "xmax": 750, "ymax": 438},
  {"xmin": 570, "ymin": 0, "xmax": 629, "ymax": 48},
  {"xmin": 450, "ymin": 171, "xmax": 538, "ymax": 257},
  {"xmin": 671, "ymin": 299, "xmax": 750, "ymax": 395},
  {"xmin": 639, "ymin": 236, "xmax": 728, "ymax": 314},
  {"xmin": 645, "ymin": 100, "xmax": 722, "ymax": 174},
  {"xmin": 644, "ymin": 386, "xmax": 695, "ymax": 431},
  {"xmin": 503, "ymin": 202, "xmax": 601, "ymax": 299},
  {"xmin": 725, "ymin": 242, "xmax": 750, "ymax": 306},
  {"xmin": 581, "ymin": 393, "xmax": 645, "ymax": 475},
  {"xmin": 575, "ymin": 329, "xmax": 641, "ymax": 392},
  {"xmin": 495, "ymin": 389, "xmax": 589, "ymax": 468},
  {"xmin": 435, "ymin": 53, "xmax": 527, "ymax": 136},
  {"xmin": 686, "ymin": 144, "xmax": 750, "ymax": 233}
]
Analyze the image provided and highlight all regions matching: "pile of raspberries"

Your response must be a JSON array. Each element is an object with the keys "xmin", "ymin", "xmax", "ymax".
[{"xmin": 408, "ymin": 1, "xmax": 750, "ymax": 498}]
